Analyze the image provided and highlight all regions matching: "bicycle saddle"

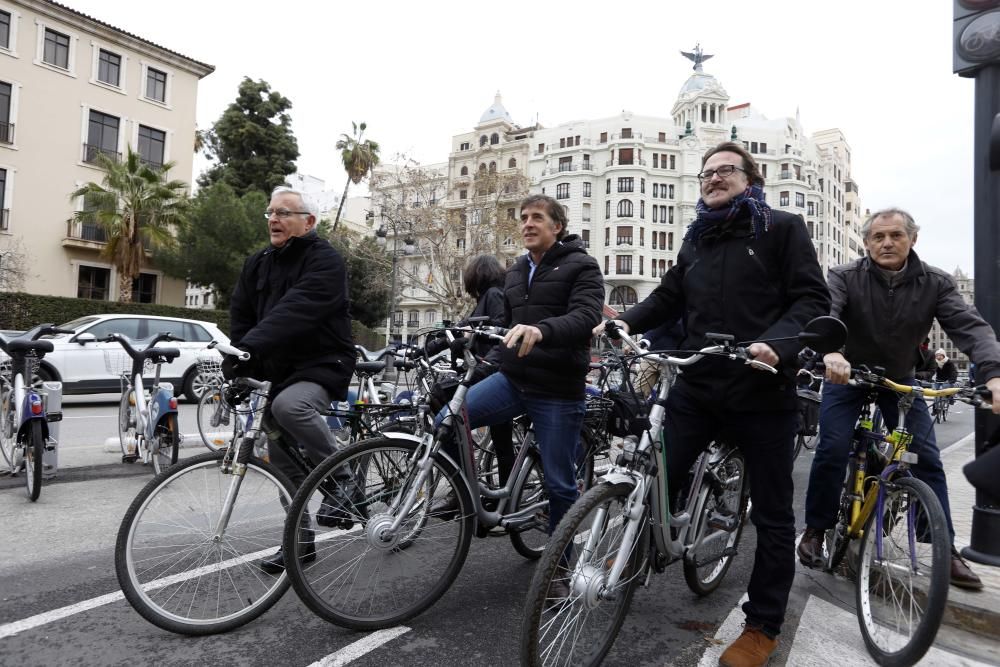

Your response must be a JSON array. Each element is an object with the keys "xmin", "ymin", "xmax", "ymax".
[
  {"xmin": 355, "ymin": 345, "xmax": 395, "ymax": 362},
  {"xmin": 4, "ymin": 339, "xmax": 55, "ymax": 355},
  {"xmin": 138, "ymin": 347, "xmax": 180, "ymax": 363},
  {"xmin": 355, "ymin": 360, "xmax": 386, "ymax": 375}
]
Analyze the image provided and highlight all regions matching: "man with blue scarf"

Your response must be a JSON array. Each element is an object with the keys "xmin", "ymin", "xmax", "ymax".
[{"xmin": 597, "ymin": 142, "xmax": 829, "ymax": 667}]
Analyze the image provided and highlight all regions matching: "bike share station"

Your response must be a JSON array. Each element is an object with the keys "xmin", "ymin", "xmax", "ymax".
[{"xmin": 954, "ymin": 0, "xmax": 1000, "ymax": 566}]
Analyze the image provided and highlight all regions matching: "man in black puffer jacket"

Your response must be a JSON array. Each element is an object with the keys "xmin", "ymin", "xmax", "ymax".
[
  {"xmin": 229, "ymin": 185, "xmax": 357, "ymax": 573},
  {"xmin": 599, "ymin": 142, "xmax": 829, "ymax": 667},
  {"xmin": 448, "ymin": 194, "xmax": 603, "ymax": 542}
]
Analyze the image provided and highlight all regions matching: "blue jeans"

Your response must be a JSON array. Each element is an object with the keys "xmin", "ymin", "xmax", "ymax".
[
  {"xmin": 804, "ymin": 380, "xmax": 955, "ymax": 540},
  {"xmin": 437, "ymin": 372, "xmax": 585, "ymax": 534}
]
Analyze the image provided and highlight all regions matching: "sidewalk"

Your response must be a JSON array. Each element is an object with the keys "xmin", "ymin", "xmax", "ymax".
[{"xmin": 941, "ymin": 434, "xmax": 1000, "ymax": 639}]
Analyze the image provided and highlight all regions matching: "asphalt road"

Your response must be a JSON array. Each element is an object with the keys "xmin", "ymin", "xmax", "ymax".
[{"xmin": 0, "ymin": 401, "xmax": 992, "ymax": 666}]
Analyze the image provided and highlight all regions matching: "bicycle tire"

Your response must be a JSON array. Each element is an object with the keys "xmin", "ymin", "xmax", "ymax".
[
  {"xmin": 25, "ymin": 419, "xmax": 44, "ymax": 501},
  {"xmin": 855, "ymin": 476, "xmax": 949, "ymax": 666},
  {"xmin": 509, "ymin": 449, "xmax": 549, "ymax": 559},
  {"xmin": 118, "ymin": 389, "xmax": 135, "ymax": 458},
  {"xmin": 520, "ymin": 481, "xmax": 645, "ymax": 667},
  {"xmin": 683, "ymin": 448, "xmax": 749, "ymax": 595},
  {"xmin": 115, "ymin": 451, "xmax": 294, "ymax": 635},
  {"xmin": 825, "ymin": 457, "xmax": 858, "ymax": 573},
  {"xmin": 0, "ymin": 382, "xmax": 15, "ymax": 473},
  {"xmin": 150, "ymin": 413, "xmax": 179, "ymax": 475},
  {"xmin": 196, "ymin": 387, "xmax": 230, "ymax": 452},
  {"xmin": 283, "ymin": 436, "xmax": 474, "ymax": 630}
]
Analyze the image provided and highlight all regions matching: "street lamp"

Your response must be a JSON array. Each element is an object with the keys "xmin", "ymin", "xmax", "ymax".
[{"xmin": 375, "ymin": 219, "xmax": 415, "ymax": 344}]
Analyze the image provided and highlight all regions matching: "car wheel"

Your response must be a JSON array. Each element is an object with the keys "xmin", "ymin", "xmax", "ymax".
[{"xmin": 183, "ymin": 367, "xmax": 215, "ymax": 402}]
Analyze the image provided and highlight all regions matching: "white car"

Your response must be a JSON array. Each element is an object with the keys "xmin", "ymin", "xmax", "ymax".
[{"xmin": 33, "ymin": 314, "xmax": 229, "ymax": 399}]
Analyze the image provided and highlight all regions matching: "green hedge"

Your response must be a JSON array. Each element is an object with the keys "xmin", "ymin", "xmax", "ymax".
[{"xmin": 0, "ymin": 291, "xmax": 381, "ymax": 348}]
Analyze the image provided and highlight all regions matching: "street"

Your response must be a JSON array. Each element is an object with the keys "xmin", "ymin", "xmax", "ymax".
[{"xmin": 0, "ymin": 400, "xmax": 996, "ymax": 666}]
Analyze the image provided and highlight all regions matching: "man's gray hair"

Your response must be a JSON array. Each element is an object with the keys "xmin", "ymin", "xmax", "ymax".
[
  {"xmin": 861, "ymin": 207, "xmax": 920, "ymax": 241},
  {"xmin": 271, "ymin": 185, "xmax": 320, "ymax": 219}
]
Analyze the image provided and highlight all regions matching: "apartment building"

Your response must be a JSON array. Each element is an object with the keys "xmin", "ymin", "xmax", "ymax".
[
  {"xmin": 0, "ymin": 0, "xmax": 213, "ymax": 304},
  {"xmin": 928, "ymin": 267, "xmax": 975, "ymax": 374}
]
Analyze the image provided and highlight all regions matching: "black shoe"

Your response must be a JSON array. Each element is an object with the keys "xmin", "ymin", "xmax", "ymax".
[
  {"xmin": 259, "ymin": 540, "xmax": 315, "ymax": 574},
  {"xmin": 317, "ymin": 477, "xmax": 364, "ymax": 529},
  {"xmin": 430, "ymin": 491, "xmax": 460, "ymax": 521}
]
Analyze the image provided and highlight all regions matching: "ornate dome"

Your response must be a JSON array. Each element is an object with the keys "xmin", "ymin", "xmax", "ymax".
[
  {"xmin": 479, "ymin": 91, "xmax": 513, "ymax": 124},
  {"xmin": 678, "ymin": 71, "xmax": 726, "ymax": 98}
]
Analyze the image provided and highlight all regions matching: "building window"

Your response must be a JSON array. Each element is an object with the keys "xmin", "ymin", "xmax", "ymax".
[
  {"xmin": 653, "ymin": 154, "xmax": 659, "ymax": 169},
  {"xmin": 508, "ymin": 157, "xmax": 516, "ymax": 168},
  {"xmin": 604, "ymin": 256, "xmax": 609, "ymax": 275},
  {"xmin": 43, "ymin": 28, "xmax": 70, "ymax": 69},
  {"xmin": 606, "ymin": 179, "xmax": 611, "ymax": 194},
  {"xmin": 668, "ymin": 232, "xmax": 674, "ymax": 250},
  {"xmin": 609, "ymin": 286, "xmax": 637, "ymax": 308},
  {"xmin": 807, "ymin": 201, "xmax": 815, "ymax": 216},
  {"xmin": 605, "ymin": 200, "xmax": 611, "ymax": 219},
  {"xmin": 556, "ymin": 183, "xmax": 570, "ymax": 200},
  {"xmin": 599, "ymin": 132, "xmax": 607, "ymax": 143},
  {"xmin": 393, "ymin": 310, "xmax": 403, "ymax": 327},
  {"xmin": 481, "ymin": 135, "xmax": 489, "ymax": 147},
  {"xmin": 132, "ymin": 273, "xmax": 158, "ymax": 303},
  {"xmin": 617, "ymin": 199, "xmax": 633, "ymax": 217},
  {"xmin": 652, "ymin": 205, "xmax": 658, "ymax": 223},
  {"xmin": 669, "ymin": 155, "xmax": 676, "ymax": 170},
  {"xmin": 85, "ymin": 110, "xmax": 120, "ymax": 163},
  {"xmin": 616, "ymin": 225, "xmax": 633, "ymax": 245},
  {"xmin": 507, "ymin": 207, "xmax": 516, "ymax": 220},
  {"xmin": 652, "ymin": 183, "xmax": 658, "ymax": 198},
  {"xmin": 460, "ymin": 141, "xmax": 470, "ymax": 151},
  {"xmin": 617, "ymin": 177, "xmax": 634, "ymax": 193},
  {"xmin": 137, "ymin": 125, "xmax": 166, "ymax": 169},
  {"xmin": 460, "ymin": 165, "xmax": 468, "ymax": 176},
  {"xmin": 620, "ymin": 128, "xmax": 632, "ymax": 139},
  {"xmin": 0, "ymin": 81, "xmax": 12, "ymax": 144},
  {"xmin": 760, "ymin": 142, "xmax": 767, "ymax": 153},
  {"xmin": 425, "ymin": 310, "xmax": 438, "ymax": 325},
  {"xmin": 490, "ymin": 133, "xmax": 499, "ymax": 145},
  {"xmin": 97, "ymin": 49, "xmax": 121, "ymax": 86},
  {"xmin": 0, "ymin": 11, "xmax": 10, "ymax": 50},
  {"xmin": 459, "ymin": 189, "xmax": 467, "ymax": 200},
  {"xmin": 658, "ymin": 131, "xmax": 666, "ymax": 142},
  {"xmin": 795, "ymin": 192, "xmax": 805, "ymax": 208},
  {"xmin": 640, "ymin": 201, "xmax": 645, "ymax": 219},
  {"xmin": 581, "ymin": 229, "xmax": 590, "ymax": 248},
  {"xmin": 488, "ymin": 161, "xmax": 496, "ymax": 172},
  {"xmin": 78, "ymin": 266, "xmax": 111, "ymax": 300},
  {"xmin": 618, "ymin": 148, "xmax": 634, "ymax": 165},
  {"xmin": 761, "ymin": 164, "xmax": 767, "ymax": 178},
  {"xmin": 779, "ymin": 191, "xmax": 790, "ymax": 207},
  {"xmin": 640, "ymin": 178, "xmax": 646, "ymax": 194},
  {"xmin": 559, "ymin": 156, "xmax": 572, "ymax": 172},
  {"xmin": 582, "ymin": 182, "xmax": 591, "ymax": 198},
  {"xmin": 668, "ymin": 184, "xmax": 675, "ymax": 199},
  {"xmin": 0, "ymin": 167, "xmax": 7, "ymax": 230},
  {"xmin": 145, "ymin": 66, "xmax": 167, "ymax": 103},
  {"xmin": 669, "ymin": 207, "xmax": 674, "ymax": 224},
  {"xmin": 616, "ymin": 255, "xmax": 632, "ymax": 274}
]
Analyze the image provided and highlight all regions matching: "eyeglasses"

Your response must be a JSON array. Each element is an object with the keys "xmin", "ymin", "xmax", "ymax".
[
  {"xmin": 697, "ymin": 165, "xmax": 747, "ymax": 181},
  {"xmin": 264, "ymin": 209, "xmax": 311, "ymax": 219}
]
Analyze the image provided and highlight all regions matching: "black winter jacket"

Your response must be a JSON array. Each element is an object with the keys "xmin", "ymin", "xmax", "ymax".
[
  {"xmin": 935, "ymin": 359, "xmax": 959, "ymax": 384},
  {"xmin": 620, "ymin": 210, "xmax": 830, "ymax": 411},
  {"xmin": 489, "ymin": 236, "xmax": 604, "ymax": 400},
  {"xmin": 828, "ymin": 251, "xmax": 1000, "ymax": 383},
  {"xmin": 230, "ymin": 231, "xmax": 356, "ymax": 398}
]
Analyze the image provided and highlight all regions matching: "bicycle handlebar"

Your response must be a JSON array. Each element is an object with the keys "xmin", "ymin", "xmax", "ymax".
[
  {"xmin": 209, "ymin": 340, "xmax": 251, "ymax": 361},
  {"xmin": 848, "ymin": 367, "xmax": 993, "ymax": 407}
]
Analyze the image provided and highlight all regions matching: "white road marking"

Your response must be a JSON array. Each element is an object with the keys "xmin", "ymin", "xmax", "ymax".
[
  {"xmin": 0, "ymin": 525, "xmax": 359, "ymax": 639},
  {"xmin": 940, "ymin": 431, "xmax": 974, "ymax": 457},
  {"xmin": 696, "ymin": 593, "xmax": 749, "ymax": 667},
  {"xmin": 306, "ymin": 626, "xmax": 411, "ymax": 666}
]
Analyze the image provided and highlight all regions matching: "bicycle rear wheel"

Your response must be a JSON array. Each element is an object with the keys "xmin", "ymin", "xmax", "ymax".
[
  {"xmin": 196, "ymin": 387, "xmax": 231, "ymax": 451},
  {"xmin": 25, "ymin": 419, "xmax": 44, "ymax": 501},
  {"xmin": 115, "ymin": 451, "xmax": 294, "ymax": 635},
  {"xmin": 825, "ymin": 457, "xmax": 858, "ymax": 573},
  {"xmin": 150, "ymin": 413, "xmax": 179, "ymax": 474},
  {"xmin": 0, "ymin": 382, "xmax": 15, "ymax": 473},
  {"xmin": 283, "ymin": 436, "xmax": 473, "ymax": 630},
  {"xmin": 118, "ymin": 389, "xmax": 136, "ymax": 458},
  {"xmin": 520, "ymin": 481, "xmax": 645, "ymax": 667},
  {"xmin": 683, "ymin": 447, "xmax": 749, "ymax": 595},
  {"xmin": 856, "ymin": 476, "xmax": 949, "ymax": 666}
]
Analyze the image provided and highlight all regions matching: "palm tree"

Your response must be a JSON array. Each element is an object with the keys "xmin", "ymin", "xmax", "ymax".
[
  {"xmin": 70, "ymin": 147, "xmax": 189, "ymax": 302},
  {"xmin": 333, "ymin": 121, "xmax": 380, "ymax": 232}
]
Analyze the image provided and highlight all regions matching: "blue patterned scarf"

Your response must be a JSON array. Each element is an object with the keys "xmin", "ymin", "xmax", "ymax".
[{"xmin": 684, "ymin": 184, "xmax": 772, "ymax": 242}]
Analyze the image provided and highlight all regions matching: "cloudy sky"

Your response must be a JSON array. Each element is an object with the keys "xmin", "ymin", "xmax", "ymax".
[{"xmin": 70, "ymin": 0, "xmax": 979, "ymax": 272}]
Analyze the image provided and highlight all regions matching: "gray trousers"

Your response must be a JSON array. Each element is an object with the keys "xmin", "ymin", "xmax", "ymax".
[{"xmin": 269, "ymin": 381, "xmax": 336, "ymax": 489}]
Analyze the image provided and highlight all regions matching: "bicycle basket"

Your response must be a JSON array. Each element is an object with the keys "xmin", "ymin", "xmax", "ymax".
[
  {"xmin": 796, "ymin": 388, "xmax": 821, "ymax": 436},
  {"xmin": 605, "ymin": 389, "xmax": 650, "ymax": 438},
  {"xmin": 197, "ymin": 355, "xmax": 224, "ymax": 382},
  {"xmin": 584, "ymin": 395, "xmax": 614, "ymax": 430},
  {"xmin": 0, "ymin": 351, "xmax": 10, "ymax": 382}
]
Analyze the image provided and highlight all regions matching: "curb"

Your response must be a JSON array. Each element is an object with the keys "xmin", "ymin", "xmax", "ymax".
[{"xmin": 944, "ymin": 587, "xmax": 1000, "ymax": 640}]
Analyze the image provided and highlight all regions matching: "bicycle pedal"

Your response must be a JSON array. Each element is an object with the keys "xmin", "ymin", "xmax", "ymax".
[
  {"xmin": 122, "ymin": 454, "xmax": 139, "ymax": 464},
  {"xmin": 707, "ymin": 511, "xmax": 738, "ymax": 532}
]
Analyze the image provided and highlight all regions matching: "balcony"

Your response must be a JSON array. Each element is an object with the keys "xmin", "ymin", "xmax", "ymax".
[
  {"xmin": 406, "ymin": 320, "xmax": 420, "ymax": 329},
  {"xmin": 610, "ymin": 131, "xmax": 643, "ymax": 141},
  {"xmin": 0, "ymin": 208, "xmax": 8, "ymax": 231},
  {"xmin": 82, "ymin": 143, "xmax": 121, "ymax": 165},
  {"xmin": 63, "ymin": 220, "xmax": 107, "ymax": 249},
  {"xmin": 605, "ymin": 159, "xmax": 647, "ymax": 167},
  {"xmin": 0, "ymin": 121, "xmax": 13, "ymax": 144}
]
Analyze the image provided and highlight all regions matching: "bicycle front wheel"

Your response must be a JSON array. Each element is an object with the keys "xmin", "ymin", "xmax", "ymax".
[
  {"xmin": 119, "ymin": 390, "xmax": 136, "ymax": 458},
  {"xmin": 509, "ymin": 449, "xmax": 549, "ymax": 559},
  {"xmin": 283, "ymin": 436, "xmax": 473, "ymax": 630},
  {"xmin": 115, "ymin": 451, "xmax": 293, "ymax": 635},
  {"xmin": 856, "ymin": 476, "xmax": 949, "ymax": 666},
  {"xmin": 196, "ymin": 387, "xmax": 231, "ymax": 451},
  {"xmin": 150, "ymin": 413, "xmax": 179, "ymax": 474},
  {"xmin": 521, "ymin": 481, "xmax": 645, "ymax": 667},
  {"xmin": 25, "ymin": 419, "xmax": 44, "ymax": 501},
  {"xmin": 0, "ymin": 383, "xmax": 16, "ymax": 473}
]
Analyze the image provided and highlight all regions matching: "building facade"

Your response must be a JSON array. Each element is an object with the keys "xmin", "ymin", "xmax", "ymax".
[
  {"xmin": 927, "ymin": 267, "xmax": 975, "ymax": 374},
  {"xmin": 0, "ymin": 0, "xmax": 213, "ymax": 304},
  {"xmin": 371, "ymin": 48, "xmax": 863, "ymax": 328}
]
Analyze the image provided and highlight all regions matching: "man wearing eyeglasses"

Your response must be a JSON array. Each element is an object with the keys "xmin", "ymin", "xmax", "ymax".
[
  {"xmin": 596, "ymin": 142, "xmax": 829, "ymax": 667},
  {"xmin": 228, "ymin": 185, "xmax": 357, "ymax": 573}
]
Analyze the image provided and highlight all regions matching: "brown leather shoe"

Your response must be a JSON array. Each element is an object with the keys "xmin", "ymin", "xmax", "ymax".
[
  {"xmin": 719, "ymin": 625, "xmax": 778, "ymax": 667},
  {"xmin": 797, "ymin": 527, "xmax": 825, "ymax": 568},
  {"xmin": 951, "ymin": 546, "xmax": 984, "ymax": 590}
]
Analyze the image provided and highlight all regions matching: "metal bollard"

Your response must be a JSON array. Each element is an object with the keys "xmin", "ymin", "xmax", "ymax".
[{"xmin": 42, "ymin": 380, "xmax": 63, "ymax": 479}]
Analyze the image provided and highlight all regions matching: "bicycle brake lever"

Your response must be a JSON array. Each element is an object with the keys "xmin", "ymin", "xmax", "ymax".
[{"xmin": 746, "ymin": 358, "xmax": 778, "ymax": 374}]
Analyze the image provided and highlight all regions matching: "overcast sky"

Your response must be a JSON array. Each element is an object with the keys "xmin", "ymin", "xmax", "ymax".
[{"xmin": 70, "ymin": 0, "xmax": 978, "ymax": 272}]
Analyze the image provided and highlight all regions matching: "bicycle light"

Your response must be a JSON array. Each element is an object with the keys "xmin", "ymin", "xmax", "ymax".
[
  {"xmin": 30, "ymin": 396, "xmax": 43, "ymax": 415},
  {"xmin": 168, "ymin": 397, "xmax": 178, "ymax": 410}
]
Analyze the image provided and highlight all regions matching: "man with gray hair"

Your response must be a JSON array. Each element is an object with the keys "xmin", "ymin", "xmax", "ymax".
[
  {"xmin": 798, "ymin": 207, "xmax": 1000, "ymax": 589},
  {"xmin": 228, "ymin": 185, "xmax": 357, "ymax": 573}
]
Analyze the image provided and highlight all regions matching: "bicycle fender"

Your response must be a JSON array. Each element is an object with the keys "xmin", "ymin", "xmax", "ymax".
[
  {"xmin": 600, "ymin": 469, "xmax": 640, "ymax": 487},
  {"xmin": 145, "ymin": 387, "xmax": 177, "ymax": 439},
  {"xmin": 17, "ymin": 391, "xmax": 50, "ymax": 442}
]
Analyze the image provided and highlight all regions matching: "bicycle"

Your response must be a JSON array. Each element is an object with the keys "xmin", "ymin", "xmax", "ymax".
[
  {"xmin": 930, "ymin": 392, "xmax": 950, "ymax": 424},
  {"xmin": 278, "ymin": 323, "xmax": 597, "ymax": 630},
  {"xmin": 0, "ymin": 324, "xmax": 74, "ymax": 500},
  {"xmin": 115, "ymin": 341, "xmax": 373, "ymax": 635},
  {"xmin": 101, "ymin": 332, "xmax": 184, "ymax": 474},
  {"xmin": 813, "ymin": 366, "xmax": 992, "ymax": 666},
  {"xmin": 519, "ymin": 316, "xmax": 846, "ymax": 667}
]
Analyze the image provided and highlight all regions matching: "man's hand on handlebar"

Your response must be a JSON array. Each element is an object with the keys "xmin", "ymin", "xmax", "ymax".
[
  {"xmin": 503, "ymin": 324, "xmax": 543, "ymax": 358},
  {"xmin": 986, "ymin": 376, "xmax": 1000, "ymax": 415},
  {"xmin": 221, "ymin": 346, "xmax": 257, "ymax": 380},
  {"xmin": 748, "ymin": 342, "xmax": 779, "ymax": 371},
  {"xmin": 823, "ymin": 351, "xmax": 852, "ymax": 385},
  {"xmin": 592, "ymin": 319, "xmax": 629, "ymax": 337}
]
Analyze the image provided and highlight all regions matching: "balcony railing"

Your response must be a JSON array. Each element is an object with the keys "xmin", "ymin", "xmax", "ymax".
[
  {"xmin": 605, "ymin": 159, "xmax": 647, "ymax": 167},
  {"xmin": 83, "ymin": 143, "xmax": 122, "ymax": 165},
  {"xmin": 407, "ymin": 320, "xmax": 420, "ymax": 329},
  {"xmin": 66, "ymin": 220, "xmax": 107, "ymax": 243},
  {"xmin": 0, "ymin": 208, "xmax": 8, "ymax": 231},
  {"xmin": 0, "ymin": 121, "xmax": 13, "ymax": 144},
  {"xmin": 610, "ymin": 132, "xmax": 642, "ymax": 140}
]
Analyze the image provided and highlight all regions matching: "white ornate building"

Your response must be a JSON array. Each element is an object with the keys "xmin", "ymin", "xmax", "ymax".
[
  {"xmin": 927, "ymin": 267, "xmax": 975, "ymax": 374},
  {"xmin": 374, "ymin": 47, "xmax": 865, "ymax": 325}
]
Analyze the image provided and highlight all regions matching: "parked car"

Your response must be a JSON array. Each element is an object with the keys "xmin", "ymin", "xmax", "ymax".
[{"xmin": 33, "ymin": 314, "xmax": 229, "ymax": 400}]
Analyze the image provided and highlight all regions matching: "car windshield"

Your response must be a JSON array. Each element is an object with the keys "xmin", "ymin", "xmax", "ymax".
[{"xmin": 59, "ymin": 316, "xmax": 100, "ymax": 331}]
